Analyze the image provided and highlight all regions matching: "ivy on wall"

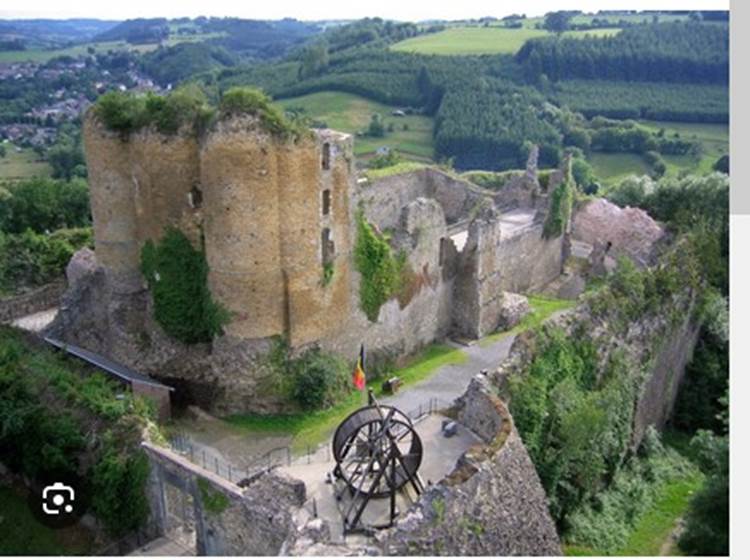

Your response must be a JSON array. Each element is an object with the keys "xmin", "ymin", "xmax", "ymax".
[
  {"xmin": 543, "ymin": 177, "xmax": 574, "ymax": 239},
  {"xmin": 141, "ymin": 227, "xmax": 230, "ymax": 344},
  {"xmin": 353, "ymin": 211, "xmax": 408, "ymax": 321}
]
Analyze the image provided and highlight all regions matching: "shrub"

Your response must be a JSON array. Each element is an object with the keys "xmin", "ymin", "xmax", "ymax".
[
  {"xmin": 91, "ymin": 438, "xmax": 150, "ymax": 536},
  {"xmin": 94, "ymin": 86, "xmax": 215, "ymax": 136},
  {"xmin": 0, "ymin": 227, "xmax": 93, "ymax": 294},
  {"xmin": 218, "ymin": 87, "xmax": 306, "ymax": 139},
  {"xmin": 368, "ymin": 149, "xmax": 402, "ymax": 169},
  {"xmin": 140, "ymin": 227, "xmax": 230, "ymax": 344},
  {"xmin": 289, "ymin": 348, "xmax": 348, "ymax": 410},
  {"xmin": 0, "ymin": 177, "xmax": 90, "ymax": 235}
]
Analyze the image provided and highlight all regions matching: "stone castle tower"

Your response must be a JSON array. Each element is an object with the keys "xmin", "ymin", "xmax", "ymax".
[{"xmin": 84, "ymin": 113, "xmax": 354, "ymax": 348}]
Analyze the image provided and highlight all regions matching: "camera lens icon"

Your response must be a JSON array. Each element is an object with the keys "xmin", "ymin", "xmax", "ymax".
[{"xmin": 42, "ymin": 482, "xmax": 75, "ymax": 516}]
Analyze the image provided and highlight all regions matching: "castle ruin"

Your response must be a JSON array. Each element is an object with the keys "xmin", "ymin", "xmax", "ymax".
[{"xmin": 51, "ymin": 110, "xmax": 570, "ymax": 413}]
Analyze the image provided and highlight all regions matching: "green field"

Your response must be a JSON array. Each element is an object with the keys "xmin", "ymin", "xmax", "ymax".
[
  {"xmin": 588, "ymin": 120, "xmax": 729, "ymax": 184},
  {"xmin": 588, "ymin": 152, "xmax": 652, "ymax": 183},
  {"xmin": 0, "ymin": 147, "xmax": 52, "ymax": 180},
  {"xmin": 391, "ymin": 26, "xmax": 620, "ymax": 56},
  {"xmin": 0, "ymin": 40, "xmax": 158, "ymax": 63},
  {"xmin": 278, "ymin": 91, "xmax": 434, "ymax": 159},
  {"xmin": 640, "ymin": 119, "xmax": 729, "ymax": 175}
]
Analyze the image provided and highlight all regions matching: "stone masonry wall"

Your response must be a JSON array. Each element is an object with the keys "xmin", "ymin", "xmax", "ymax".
[
  {"xmin": 377, "ymin": 375, "xmax": 561, "ymax": 556},
  {"xmin": 0, "ymin": 279, "xmax": 66, "ymax": 323},
  {"xmin": 453, "ymin": 215, "xmax": 564, "ymax": 339}
]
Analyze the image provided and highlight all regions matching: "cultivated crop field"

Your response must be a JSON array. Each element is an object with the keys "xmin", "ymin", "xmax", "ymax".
[{"xmin": 278, "ymin": 91, "xmax": 434, "ymax": 159}]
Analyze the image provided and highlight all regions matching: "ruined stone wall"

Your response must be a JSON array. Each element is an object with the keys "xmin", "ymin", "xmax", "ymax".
[
  {"xmin": 453, "ymin": 216, "xmax": 564, "ymax": 338},
  {"xmin": 142, "ymin": 442, "xmax": 305, "ymax": 555},
  {"xmin": 378, "ymin": 376, "xmax": 561, "ymax": 556},
  {"xmin": 321, "ymin": 196, "xmax": 454, "ymax": 363},
  {"xmin": 633, "ymin": 308, "xmax": 700, "ymax": 445},
  {"xmin": 0, "ymin": 279, "xmax": 66, "ymax": 322},
  {"xmin": 357, "ymin": 168, "xmax": 491, "ymax": 230},
  {"xmin": 83, "ymin": 118, "xmax": 142, "ymax": 294},
  {"xmin": 280, "ymin": 130, "xmax": 354, "ymax": 349},
  {"xmin": 83, "ymin": 116, "xmax": 202, "ymax": 293}
]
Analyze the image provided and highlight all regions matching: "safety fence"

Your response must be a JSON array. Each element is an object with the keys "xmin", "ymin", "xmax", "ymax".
[{"xmin": 167, "ymin": 396, "xmax": 452, "ymax": 485}]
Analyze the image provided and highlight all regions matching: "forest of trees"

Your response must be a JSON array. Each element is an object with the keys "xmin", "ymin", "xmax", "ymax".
[
  {"xmin": 554, "ymin": 80, "xmax": 728, "ymax": 123},
  {"xmin": 518, "ymin": 22, "xmax": 728, "ymax": 84}
]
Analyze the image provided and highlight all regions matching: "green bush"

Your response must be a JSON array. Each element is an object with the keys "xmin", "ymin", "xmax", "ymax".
[
  {"xmin": 509, "ymin": 326, "xmax": 641, "ymax": 523},
  {"xmin": 0, "ymin": 227, "xmax": 93, "ymax": 294},
  {"xmin": 94, "ymin": 86, "xmax": 215, "ymax": 136},
  {"xmin": 289, "ymin": 348, "xmax": 348, "ymax": 410},
  {"xmin": 0, "ymin": 177, "xmax": 90, "ymax": 235},
  {"xmin": 91, "ymin": 438, "xmax": 150, "ymax": 536},
  {"xmin": 565, "ymin": 432, "xmax": 699, "ymax": 553},
  {"xmin": 679, "ymin": 399, "xmax": 729, "ymax": 556},
  {"xmin": 141, "ymin": 227, "xmax": 230, "ymax": 344},
  {"xmin": 0, "ymin": 326, "xmax": 155, "ymax": 537}
]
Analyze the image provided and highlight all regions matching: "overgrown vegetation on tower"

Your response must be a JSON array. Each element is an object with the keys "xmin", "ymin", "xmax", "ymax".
[
  {"xmin": 93, "ymin": 85, "xmax": 215, "ymax": 135},
  {"xmin": 141, "ymin": 227, "xmax": 230, "ymax": 344}
]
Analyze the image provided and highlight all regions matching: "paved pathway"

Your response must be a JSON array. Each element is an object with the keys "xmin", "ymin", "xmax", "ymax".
[{"xmin": 381, "ymin": 334, "xmax": 517, "ymax": 411}]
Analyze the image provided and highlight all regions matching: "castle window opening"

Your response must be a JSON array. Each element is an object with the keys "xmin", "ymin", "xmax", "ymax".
[
  {"xmin": 321, "ymin": 227, "xmax": 335, "ymax": 264},
  {"xmin": 322, "ymin": 189, "xmax": 331, "ymax": 216},
  {"xmin": 322, "ymin": 142, "xmax": 331, "ymax": 170},
  {"xmin": 189, "ymin": 185, "xmax": 203, "ymax": 209}
]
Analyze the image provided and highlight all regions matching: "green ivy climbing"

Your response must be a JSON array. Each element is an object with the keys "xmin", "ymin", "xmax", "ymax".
[
  {"xmin": 353, "ymin": 211, "xmax": 403, "ymax": 321},
  {"xmin": 543, "ymin": 178, "xmax": 574, "ymax": 239},
  {"xmin": 141, "ymin": 227, "xmax": 229, "ymax": 344}
]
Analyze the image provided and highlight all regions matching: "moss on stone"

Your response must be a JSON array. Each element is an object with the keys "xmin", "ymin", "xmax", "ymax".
[{"xmin": 197, "ymin": 478, "xmax": 230, "ymax": 515}]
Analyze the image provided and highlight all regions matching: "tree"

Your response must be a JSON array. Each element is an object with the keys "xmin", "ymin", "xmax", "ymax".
[
  {"xmin": 298, "ymin": 42, "xmax": 329, "ymax": 79},
  {"xmin": 713, "ymin": 154, "xmax": 729, "ymax": 174},
  {"xmin": 543, "ymin": 11, "xmax": 573, "ymax": 33},
  {"xmin": 0, "ymin": 145, "xmax": 5, "ymax": 158},
  {"xmin": 367, "ymin": 113, "xmax": 385, "ymax": 137}
]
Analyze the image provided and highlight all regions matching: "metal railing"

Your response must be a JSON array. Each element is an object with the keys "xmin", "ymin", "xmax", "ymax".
[{"xmin": 167, "ymin": 396, "xmax": 452, "ymax": 483}]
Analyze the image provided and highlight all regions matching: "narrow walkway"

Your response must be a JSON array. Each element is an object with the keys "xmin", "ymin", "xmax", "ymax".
[{"xmin": 381, "ymin": 334, "xmax": 517, "ymax": 411}]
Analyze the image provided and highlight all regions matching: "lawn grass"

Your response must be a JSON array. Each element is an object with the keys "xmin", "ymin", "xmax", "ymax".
[
  {"xmin": 364, "ymin": 161, "xmax": 430, "ymax": 180},
  {"xmin": 0, "ymin": 484, "xmax": 93, "ymax": 555},
  {"xmin": 0, "ymin": 147, "xmax": 52, "ymax": 180},
  {"xmin": 278, "ymin": 91, "xmax": 434, "ymax": 159},
  {"xmin": 479, "ymin": 294, "xmax": 576, "ymax": 347},
  {"xmin": 615, "ymin": 474, "xmax": 704, "ymax": 556},
  {"xmin": 225, "ymin": 343, "xmax": 466, "ymax": 452},
  {"xmin": 588, "ymin": 152, "xmax": 652, "ymax": 184}
]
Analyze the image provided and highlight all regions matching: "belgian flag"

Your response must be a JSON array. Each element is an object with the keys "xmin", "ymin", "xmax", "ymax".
[{"xmin": 352, "ymin": 344, "xmax": 366, "ymax": 391}]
